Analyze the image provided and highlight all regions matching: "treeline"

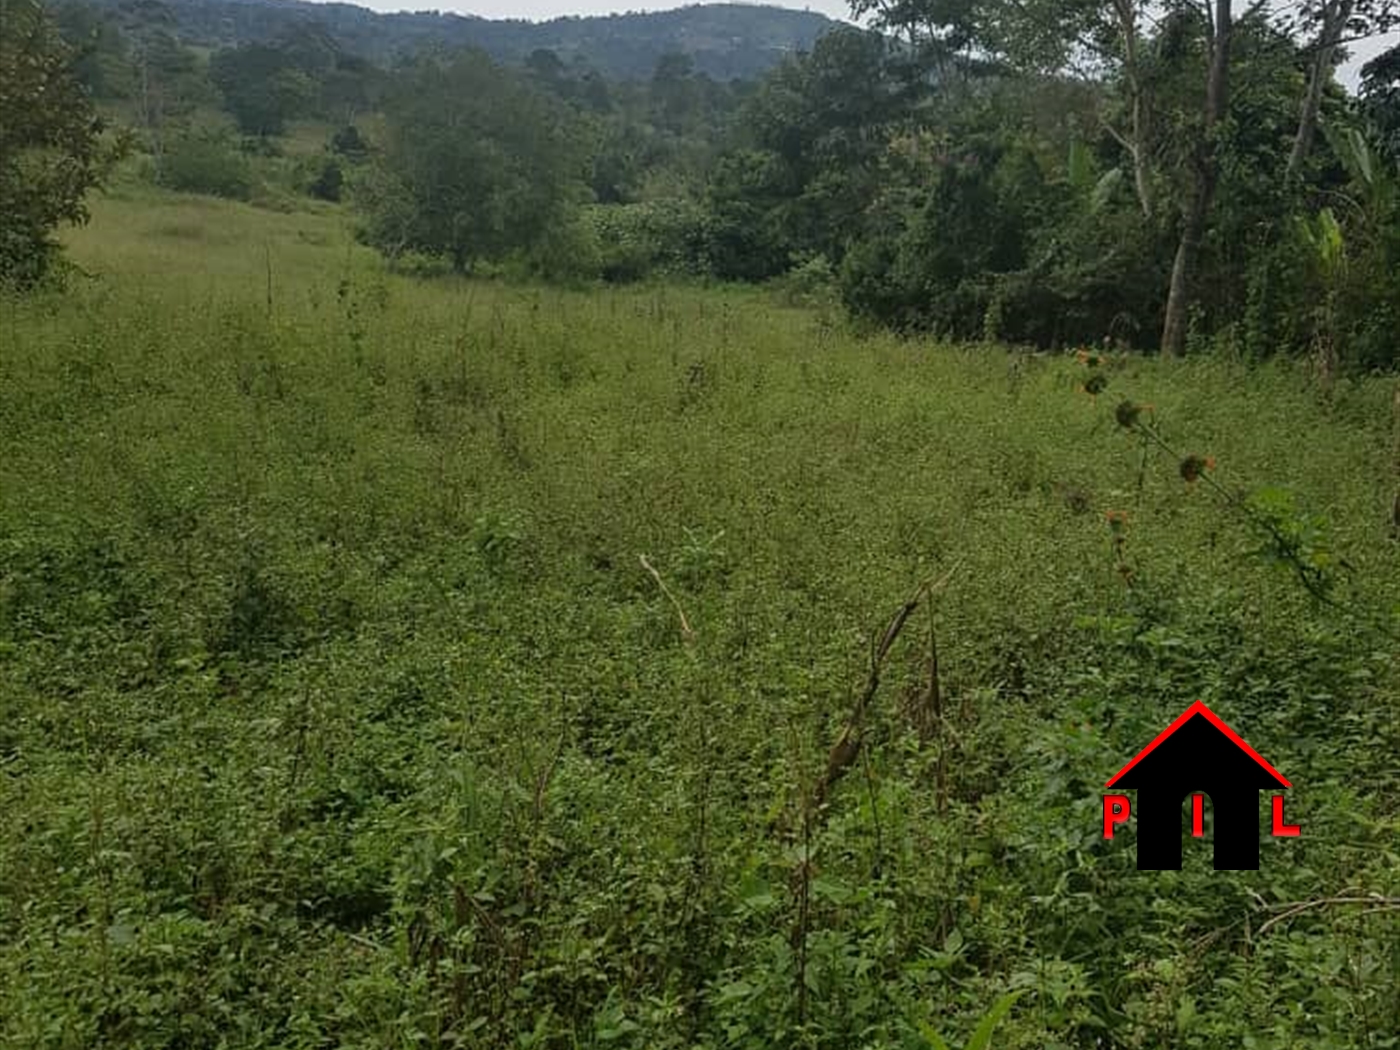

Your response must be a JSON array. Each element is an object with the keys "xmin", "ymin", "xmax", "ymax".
[
  {"xmin": 71, "ymin": 0, "xmax": 837, "ymax": 80},
  {"xmin": 695, "ymin": 0, "xmax": 1400, "ymax": 367},
  {"xmin": 20, "ymin": 0, "xmax": 1400, "ymax": 366}
]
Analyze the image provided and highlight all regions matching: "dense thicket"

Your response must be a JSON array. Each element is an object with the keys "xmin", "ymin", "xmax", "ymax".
[{"xmin": 707, "ymin": 2, "xmax": 1400, "ymax": 366}]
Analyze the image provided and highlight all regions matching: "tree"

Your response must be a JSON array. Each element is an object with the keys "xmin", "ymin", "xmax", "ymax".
[
  {"xmin": 319, "ymin": 53, "xmax": 383, "ymax": 125},
  {"xmin": 1160, "ymin": 0, "xmax": 1232, "ymax": 356},
  {"xmin": 1002, "ymin": 0, "xmax": 1164, "ymax": 218},
  {"xmin": 115, "ymin": 0, "xmax": 205, "ymax": 170},
  {"xmin": 358, "ymin": 51, "xmax": 590, "ymax": 272},
  {"xmin": 848, "ymin": 0, "xmax": 982, "ymax": 79},
  {"xmin": 1361, "ymin": 41, "xmax": 1400, "ymax": 161},
  {"xmin": 210, "ymin": 43, "xmax": 316, "ymax": 137},
  {"xmin": 0, "ymin": 0, "xmax": 112, "ymax": 286},
  {"xmin": 331, "ymin": 123, "xmax": 369, "ymax": 160},
  {"xmin": 53, "ymin": 1, "xmax": 130, "ymax": 99},
  {"xmin": 526, "ymin": 47, "xmax": 568, "ymax": 91},
  {"xmin": 706, "ymin": 28, "xmax": 900, "ymax": 276},
  {"xmin": 1286, "ymin": 0, "xmax": 1397, "ymax": 176},
  {"xmin": 651, "ymin": 51, "xmax": 703, "ymax": 135}
]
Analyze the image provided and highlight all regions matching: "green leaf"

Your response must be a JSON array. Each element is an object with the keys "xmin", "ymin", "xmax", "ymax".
[
  {"xmin": 966, "ymin": 990, "xmax": 1025, "ymax": 1050},
  {"xmin": 1090, "ymin": 168, "xmax": 1124, "ymax": 213},
  {"xmin": 1067, "ymin": 140, "xmax": 1094, "ymax": 192},
  {"xmin": 1348, "ymin": 127, "xmax": 1375, "ymax": 186},
  {"xmin": 917, "ymin": 1019, "xmax": 953, "ymax": 1050},
  {"xmin": 1175, "ymin": 994, "xmax": 1197, "ymax": 1034},
  {"xmin": 106, "ymin": 923, "xmax": 137, "ymax": 946}
]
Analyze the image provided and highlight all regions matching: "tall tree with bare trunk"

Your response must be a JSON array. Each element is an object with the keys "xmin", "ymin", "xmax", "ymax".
[
  {"xmin": 1287, "ymin": 0, "xmax": 1397, "ymax": 177},
  {"xmin": 1160, "ymin": 0, "xmax": 1233, "ymax": 357}
]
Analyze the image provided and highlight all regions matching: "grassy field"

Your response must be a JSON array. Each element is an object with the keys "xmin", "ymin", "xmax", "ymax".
[{"xmin": 3, "ymin": 189, "xmax": 1400, "ymax": 1049}]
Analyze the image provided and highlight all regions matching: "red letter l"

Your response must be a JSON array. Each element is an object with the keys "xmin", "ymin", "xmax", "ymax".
[{"xmin": 1272, "ymin": 795, "xmax": 1300, "ymax": 837}]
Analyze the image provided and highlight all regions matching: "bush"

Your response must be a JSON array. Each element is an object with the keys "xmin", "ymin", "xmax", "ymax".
[
  {"xmin": 839, "ymin": 137, "xmax": 1175, "ymax": 349},
  {"xmin": 583, "ymin": 199, "xmax": 709, "ymax": 283},
  {"xmin": 0, "ymin": 0, "xmax": 112, "ymax": 288},
  {"xmin": 157, "ymin": 134, "xmax": 256, "ymax": 200},
  {"xmin": 526, "ymin": 213, "xmax": 603, "ymax": 284},
  {"xmin": 308, "ymin": 157, "xmax": 344, "ymax": 202},
  {"xmin": 769, "ymin": 252, "xmax": 838, "ymax": 308},
  {"xmin": 331, "ymin": 124, "xmax": 369, "ymax": 159},
  {"xmin": 240, "ymin": 136, "xmax": 283, "ymax": 159}
]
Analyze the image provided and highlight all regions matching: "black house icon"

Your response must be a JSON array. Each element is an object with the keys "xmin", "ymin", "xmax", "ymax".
[{"xmin": 1107, "ymin": 701, "xmax": 1291, "ymax": 870}]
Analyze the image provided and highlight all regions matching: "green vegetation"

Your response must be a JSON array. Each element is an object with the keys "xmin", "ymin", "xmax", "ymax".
[
  {"xmin": 3, "ymin": 184, "xmax": 1400, "ymax": 1049},
  {"xmin": 5, "ymin": 0, "xmax": 1400, "ymax": 1046},
  {"xmin": 33, "ymin": 0, "xmax": 1400, "ymax": 365},
  {"xmin": 71, "ymin": 0, "xmax": 836, "ymax": 81},
  {"xmin": 356, "ymin": 51, "xmax": 590, "ymax": 274},
  {"xmin": 0, "ymin": 0, "xmax": 116, "ymax": 286},
  {"xmin": 155, "ymin": 129, "xmax": 253, "ymax": 199}
]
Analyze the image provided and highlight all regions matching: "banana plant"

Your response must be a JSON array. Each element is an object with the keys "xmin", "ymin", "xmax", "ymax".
[
  {"xmin": 1323, "ymin": 123, "xmax": 1398, "ymax": 227},
  {"xmin": 1066, "ymin": 140, "xmax": 1125, "ymax": 215},
  {"xmin": 1297, "ymin": 206, "xmax": 1346, "ymax": 282},
  {"xmin": 1296, "ymin": 207, "xmax": 1346, "ymax": 382}
]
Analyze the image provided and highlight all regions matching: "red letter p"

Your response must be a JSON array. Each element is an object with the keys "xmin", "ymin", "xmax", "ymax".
[{"xmin": 1103, "ymin": 794, "xmax": 1131, "ymax": 838}]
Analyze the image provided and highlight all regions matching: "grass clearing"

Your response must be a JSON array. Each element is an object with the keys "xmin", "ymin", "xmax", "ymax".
[{"xmin": 3, "ymin": 189, "xmax": 1399, "ymax": 1049}]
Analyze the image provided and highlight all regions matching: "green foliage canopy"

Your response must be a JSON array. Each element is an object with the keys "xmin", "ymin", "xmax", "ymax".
[{"xmin": 356, "ymin": 50, "xmax": 591, "ymax": 272}]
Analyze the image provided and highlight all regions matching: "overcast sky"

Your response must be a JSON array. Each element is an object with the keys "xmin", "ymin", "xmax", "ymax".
[{"xmin": 316, "ymin": 0, "xmax": 1396, "ymax": 91}]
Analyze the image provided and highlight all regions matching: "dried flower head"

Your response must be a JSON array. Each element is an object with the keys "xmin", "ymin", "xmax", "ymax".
[
  {"xmin": 1105, "ymin": 510, "xmax": 1129, "ymax": 531},
  {"xmin": 1179, "ymin": 455, "xmax": 1216, "ymax": 484}
]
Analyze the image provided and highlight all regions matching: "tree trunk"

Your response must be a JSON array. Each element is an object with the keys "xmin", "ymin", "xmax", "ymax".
[
  {"xmin": 1288, "ymin": 0, "xmax": 1352, "ymax": 177},
  {"xmin": 139, "ymin": 54, "xmax": 164, "ymax": 175},
  {"xmin": 1129, "ymin": 93, "xmax": 1151, "ymax": 217},
  {"xmin": 1160, "ymin": 0, "xmax": 1232, "ymax": 357},
  {"xmin": 1160, "ymin": 203, "xmax": 1203, "ymax": 356},
  {"xmin": 1113, "ymin": 0, "xmax": 1152, "ymax": 217}
]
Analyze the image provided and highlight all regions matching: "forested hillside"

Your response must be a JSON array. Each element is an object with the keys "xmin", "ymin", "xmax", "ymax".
[
  {"xmin": 79, "ymin": 0, "xmax": 839, "ymax": 79},
  {"xmin": 32, "ymin": 0, "xmax": 1400, "ymax": 366}
]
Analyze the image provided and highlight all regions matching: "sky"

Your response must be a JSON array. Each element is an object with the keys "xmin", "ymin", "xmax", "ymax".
[{"xmin": 308, "ymin": 0, "xmax": 1396, "ymax": 91}]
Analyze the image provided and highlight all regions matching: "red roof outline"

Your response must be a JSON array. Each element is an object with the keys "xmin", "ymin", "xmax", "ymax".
[{"xmin": 1105, "ymin": 700, "xmax": 1291, "ymax": 789}]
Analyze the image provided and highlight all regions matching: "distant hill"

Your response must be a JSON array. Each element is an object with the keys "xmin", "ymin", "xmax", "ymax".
[{"xmin": 85, "ymin": 0, "xmax": 843, "ymax": 79}]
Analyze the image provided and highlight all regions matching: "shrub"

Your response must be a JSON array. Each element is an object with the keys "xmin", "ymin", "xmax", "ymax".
[
  {"xmin": 308, "ymin": 157, "xmax": 344, "ymax": 202},
  {"xmin": 0, "ymin": 0, "xmax": 113, "ymax": 288},
  {"xmin": 584, "ymin": 199, "xmax": 709, "ymax": 283},
  {"xmin": 769, "ymin": 251, "xmax": 838, "ymax": 308},
  {"xmin": 331, "ymin": 124, "xmax": 369, "ymax": 159},
  {"xmin": 526, "ymin": 212, "xmax": 603, "ymax": 283},
  {"xmin": 157, "ymin": 134, "xmax": 255, "ymax": 200}
]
